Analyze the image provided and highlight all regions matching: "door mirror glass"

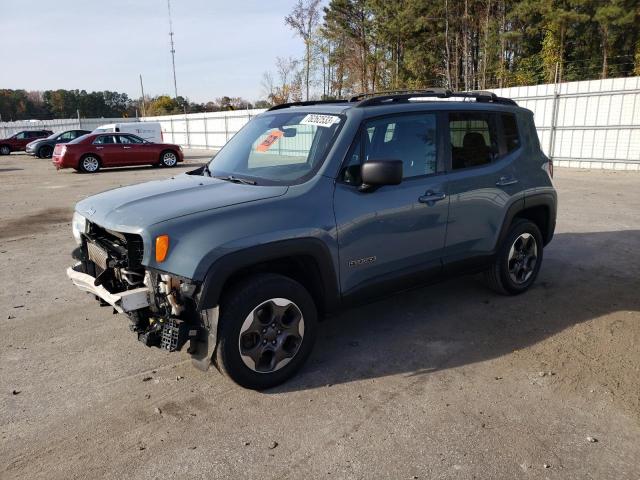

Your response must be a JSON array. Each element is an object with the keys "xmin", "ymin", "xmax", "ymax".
[{"xmin": 360, "ymin": 159, "xmax": 403, "ymax": 191}]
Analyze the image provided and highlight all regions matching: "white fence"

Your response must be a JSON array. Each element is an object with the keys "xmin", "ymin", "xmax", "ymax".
[
  {"xmin": 0, "ymin": 117, "xmax": 136, "ymax": 139},
  {"xmin": 1, "ymin": 76, "xmax": 639, "ymax": 170},
  {"xmin": 141, "ymin": 109, "xmax": 265, "ymax": 150},
  {"xmin": 490, "ymin": 76, "xmax": 640, "ymax": 170}
]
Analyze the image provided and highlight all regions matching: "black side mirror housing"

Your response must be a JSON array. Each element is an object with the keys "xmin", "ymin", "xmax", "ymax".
[{"xmin": 359, "ymin": 159, "xmax": 403, "ymax": 192}]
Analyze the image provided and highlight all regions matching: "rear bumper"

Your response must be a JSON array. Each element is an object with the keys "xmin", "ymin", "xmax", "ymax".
[{"xmin": 66, "ymin": 264, "xmax": 150, "ymax": 313}]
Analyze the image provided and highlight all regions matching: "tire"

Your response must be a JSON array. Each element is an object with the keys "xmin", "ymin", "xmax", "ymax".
[
  {"xmin": 159, "ymin": 150, "xmax": 178, "ymax": 167},
  {"xmin": 37, "ymin": 145, "xmax": 53, "ymax": 158},
  {"xmin": 78, "ymin": 155, "xmax": 101, "ymax": 173},
  {"xmin": 0, "ymin": 145, "xmax": 10, "ymax": 155},
  {"xmin": 215, "ymin": 273, "xmax": 318, "ymax": 390},
  {"xmin": 484, "ymin": 219, "xmax": 543, "ymax": 295}
]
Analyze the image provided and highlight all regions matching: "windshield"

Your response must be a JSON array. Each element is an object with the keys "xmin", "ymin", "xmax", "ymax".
[{"xmin": 207, "ymin": 111, "xmax": 342, "ymax": 185}]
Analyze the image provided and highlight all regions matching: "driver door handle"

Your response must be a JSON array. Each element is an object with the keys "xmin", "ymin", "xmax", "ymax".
[
  {"xmin": 123, "ymin": 146, "xmax": 132, "ymax": 149},
  {"xmin": 419, "ymin": 191, "xmax": 447, "ymax": 205}
]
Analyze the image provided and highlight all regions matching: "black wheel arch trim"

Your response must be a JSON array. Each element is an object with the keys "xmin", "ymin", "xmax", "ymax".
[
  {"xmin": 197, "ymin": 238, "xmax": 341, "ymax": 313},
  {"xmin": 497, "ymin": 192, "xmax": 557, "ymax": 249}
]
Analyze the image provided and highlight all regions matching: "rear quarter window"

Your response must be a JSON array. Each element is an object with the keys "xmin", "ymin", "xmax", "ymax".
[{"xmin": 501, "ymin": 113, "xmax": 521, "ymax": 153}]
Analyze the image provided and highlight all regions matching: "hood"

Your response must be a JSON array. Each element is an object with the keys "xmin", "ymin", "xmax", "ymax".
[{"xmin": 76, "ymin": 173, "xmax": 288, "ymax": 232}]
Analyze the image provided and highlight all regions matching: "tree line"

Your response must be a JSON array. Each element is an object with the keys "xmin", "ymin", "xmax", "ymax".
[
  {"xmin": 263, "ymin": 0, "xmax": 640, "ymax": 103},
  {"xmin": 0, "ymin": 89, "xmax": 262, "ymax": 122}
]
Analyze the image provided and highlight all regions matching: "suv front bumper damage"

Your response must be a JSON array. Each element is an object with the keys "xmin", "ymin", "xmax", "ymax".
[{"xmin": 67, "ymin": 264, "xmax": 150, "ymax": 313}]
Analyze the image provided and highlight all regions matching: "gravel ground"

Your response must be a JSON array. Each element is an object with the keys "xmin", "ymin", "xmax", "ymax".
[{"xmin": 1, "ymin": 152, "xmax": 639, "ymax": 479}]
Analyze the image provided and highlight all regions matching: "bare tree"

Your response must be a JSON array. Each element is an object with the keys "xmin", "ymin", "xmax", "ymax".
[{"xmin": 285, "ymin": 0, "xmax": 322, "ymax": 101}]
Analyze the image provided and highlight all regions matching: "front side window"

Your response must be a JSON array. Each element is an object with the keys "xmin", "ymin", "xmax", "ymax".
[
  {"xmin": 58, "ymin": 131, "xmax": 75, "ymax": 141},
  {"xmin": 208, "ymin": 111, "xmax": 342, "ymax": 185},
  {"xmin": 342, "ymin": 113, "xmax": 437, "ymax": 184},
  {"xmin": 15, "ymin": 132, "xmax": 26, "ymax": 139},
  {"xmin": 450, "ymin": 112, "xmax": 498, "ymax": 169}
]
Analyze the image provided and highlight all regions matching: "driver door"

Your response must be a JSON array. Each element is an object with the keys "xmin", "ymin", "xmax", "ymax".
[{"xmin": 333, "ymin": 112, "xmax": 449, "ymax": 298}]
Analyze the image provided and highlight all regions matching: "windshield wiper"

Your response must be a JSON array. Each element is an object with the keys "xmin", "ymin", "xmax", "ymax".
[{"xmin": 215, "ymin": 175, "xmax": 257, "ymax": 185}]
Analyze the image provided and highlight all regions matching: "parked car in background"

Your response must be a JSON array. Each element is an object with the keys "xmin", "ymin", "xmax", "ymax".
[
  {"xmin": 52, "ymin": 132, "xmax": 182, "ymax": 173},
  {"xmin": 26, "ymin": 129, "xmax": 91, "ymax": 158},
  {"xmin": 0, "ymin": 130, "xmax": 53, "ymax": 155},
  {"xmin": 94, "ymin": 122, "xmax": 164, "ymax": 143}
]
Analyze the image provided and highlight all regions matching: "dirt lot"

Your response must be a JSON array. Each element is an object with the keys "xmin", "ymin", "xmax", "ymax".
[{"xmin": 1, "ymin": 152, "xmax": 639, "ymax": 479}]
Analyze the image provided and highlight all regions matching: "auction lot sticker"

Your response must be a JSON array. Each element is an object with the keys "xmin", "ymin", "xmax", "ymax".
[{"xmin": 300, "ymin": 114, "xmax": 341, "ymax": 127}]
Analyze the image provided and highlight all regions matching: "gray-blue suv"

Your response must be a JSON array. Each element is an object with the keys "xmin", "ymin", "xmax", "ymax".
[{"xmin": 67, "ymin": 90, "xmax": 557, "ymax": 389}]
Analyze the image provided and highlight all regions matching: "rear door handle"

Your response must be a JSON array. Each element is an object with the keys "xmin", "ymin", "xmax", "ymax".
[
  {"xmin": 123, "ymin": 146, "xmax": 132, "ymax": 149},
  {"xmin": 496, "ymin": 176, "xmax": 518, "ymax": 186},
  {"xmin": 418, "ymin": 191, "xmax": 447, "ymax": 205},
  {"xmin": 95, "ymin": 146, "xmax": 104, "ymax": 150}
]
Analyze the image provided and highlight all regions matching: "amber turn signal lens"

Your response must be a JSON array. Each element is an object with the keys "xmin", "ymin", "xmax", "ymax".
[{"xmin": 155, "ymin": 235, "xmax": 170, "ymax": 262}]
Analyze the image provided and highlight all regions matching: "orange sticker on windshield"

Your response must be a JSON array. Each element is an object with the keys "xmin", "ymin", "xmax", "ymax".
[{"xmin": 256, "ymin": 130, "xmax": 283, "ymax": 152}]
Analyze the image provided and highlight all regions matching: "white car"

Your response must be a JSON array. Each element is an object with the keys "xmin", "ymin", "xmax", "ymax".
[{"xmin": 93, "ymin": 122, "xmax": 164, "ymax": 143}]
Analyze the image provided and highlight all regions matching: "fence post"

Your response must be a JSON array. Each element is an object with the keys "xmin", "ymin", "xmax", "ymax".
[
  {"xmin": 77, "ymin": 109, "xmax": 82, "ymax": 129},
  {"xmin": 547, "ymin": 63, "xmax": 560, "ymax": 161},
  {"xmin": 204, "ymin": 114, "xmax": 209, "ymax": 149},
  {"xmin": 224, "ymin": 115, "xmax": 229, "ymax": 143},
  {"xmin": 185, "ymin": 113, "xmax": 191, "ymax": 148},
  {"xmin": 170, "ymin": 117, "xmax": 174, "ymax": 144}
]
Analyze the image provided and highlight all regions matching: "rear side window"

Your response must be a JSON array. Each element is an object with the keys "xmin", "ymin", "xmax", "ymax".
[
  {"xmin": 501, "ymin": 114, "xmax": 520, "ymax": 153},
  {"xmin": 93, "ymin": 135, "xmax": 117, "ymax": 145},
  {"xmin": 449, "ymin": 112, "xmax": 498, "ymax": 169}
]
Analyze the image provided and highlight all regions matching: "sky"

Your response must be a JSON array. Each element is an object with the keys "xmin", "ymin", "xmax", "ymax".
[{"xmin": 0, "ymin": 0, "xmax": 305, "ymax": 103}]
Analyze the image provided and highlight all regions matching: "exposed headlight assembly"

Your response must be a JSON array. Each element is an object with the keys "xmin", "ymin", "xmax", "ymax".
[{"xmin": 72, "ymin": 212, "xmax": 87, "ymax": 244}]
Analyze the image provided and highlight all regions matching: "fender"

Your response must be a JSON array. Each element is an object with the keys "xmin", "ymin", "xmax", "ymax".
[
  {"xmin": 496, "ymin": 191, "xmax": 557, "ymax": 249},
  {"xmin": 197, "ymin": 238, "xmax": 341, "ymax": 312}
]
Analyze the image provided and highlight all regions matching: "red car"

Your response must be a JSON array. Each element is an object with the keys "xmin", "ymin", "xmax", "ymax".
[
  {"xmin": 52, "ymin": 133, "xmax": 183, "ymax": 173},
  {"xmin": 0, "ymin": 130, "xmax": 53, "ymax": 155}
]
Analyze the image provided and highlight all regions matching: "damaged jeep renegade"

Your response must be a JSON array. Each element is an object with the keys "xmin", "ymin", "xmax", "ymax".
[{"xmin": 67, "ymin": 90, "xmax": 557, "ymax": 390}]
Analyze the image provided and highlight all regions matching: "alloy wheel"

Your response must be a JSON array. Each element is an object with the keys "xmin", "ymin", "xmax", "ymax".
[
  {"xmin": 82, "ymin": 156, "xmax": 99, "ymax": 172},
  {"xmin": 238, "ymin": 298, "xmax": 305, "ymax": 373},
  {"xmin": 507, "ymin": 232, "xmax": 538, "ymax": 284},
  {"xmin": 162, "ymin": 152, "xmax": 177, "ymax": 166}
]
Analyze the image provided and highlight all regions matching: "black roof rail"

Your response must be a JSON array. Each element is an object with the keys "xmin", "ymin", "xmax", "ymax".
[
  {"xmin": 266, "ymin": 89, "xmax": 517, "ymax": 111},
  {"xmin": 266, "ymin": 99, "xmax": 349, "ymax": 111},
  {"xmin": 352, "ymin": 89, "xmax": 517, "ymax": 107}
]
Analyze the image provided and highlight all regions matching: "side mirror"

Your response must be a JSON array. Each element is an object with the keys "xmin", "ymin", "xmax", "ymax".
[{"xmin": 359, "ymin": 159, "xmax": 403, "ymax": 192}]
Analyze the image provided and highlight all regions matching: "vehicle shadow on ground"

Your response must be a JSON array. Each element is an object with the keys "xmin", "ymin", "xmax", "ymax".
[{"xmin": 271, "ymin": 230, "xmax": 640, "ymax": 393}]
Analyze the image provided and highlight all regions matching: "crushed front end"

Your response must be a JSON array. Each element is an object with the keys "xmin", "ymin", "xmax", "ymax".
[{"xmin": 67, "ymin": 214, "xmax": 208, "ymax": 354}]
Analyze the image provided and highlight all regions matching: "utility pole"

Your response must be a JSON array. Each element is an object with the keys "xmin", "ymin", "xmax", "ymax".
[
  {"xmin": 139, "ymin": 74, "xmax": 147, "ymax": 117},
  {"xmin": 167, "ymin": 0, "xmax": 178, "ymax": 99}
]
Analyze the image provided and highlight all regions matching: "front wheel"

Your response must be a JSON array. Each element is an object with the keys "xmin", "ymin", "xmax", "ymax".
[
  {"xmin": 79, "ymin": 155, "xmax": 101, "ymax": 173},
  {"xmin": 0, "ymin": 145, "xmax": 10, "ymax": 155},
  {"xmin": 159, "ymin": 150, "xmax": 178, "ymax": 167},
  {"xmin": 215, "ymin": 273, "xmax": 318, "ymax": 390},
  {"xmin": 484, "ymin": 219, "xmax": 543, "ymax": 295}
]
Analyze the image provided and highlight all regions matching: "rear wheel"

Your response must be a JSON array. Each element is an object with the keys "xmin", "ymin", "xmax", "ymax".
[
  {"xmin": 159, "ymin": 150, "xmax": 178, "ymax": 167},
  {"xmin": 484, "ymin": 219, "xmax": 543, "ymax": 295},
  {"xmin": 215, "ymin": 273, "xmax": 317, "ymax": 390},
  {"xmin": 0, "ymin": 145, "xmax": 10, "ymax": 155},
  {"xmin": 37, "ymin": 145, "xmax": 53, "ymax": 158},
  {"xmin": 79, "ymin": 155, "xmax": 101, "ymax": 173}
]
